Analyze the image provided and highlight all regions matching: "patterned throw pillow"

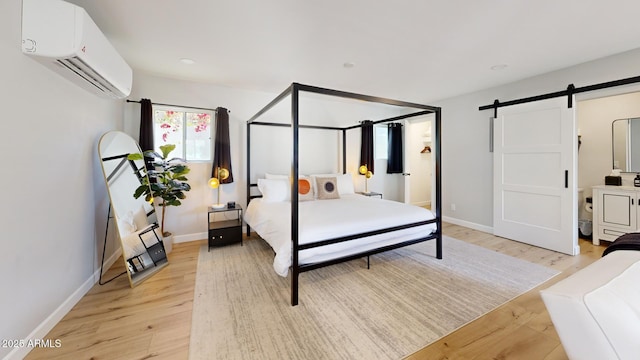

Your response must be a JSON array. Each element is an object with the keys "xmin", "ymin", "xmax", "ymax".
[
  {"xmin": 298, "ymin": 178, "xmax": 314, "ymax": 201},
  {"xmin": 315, "ymin": 176, "xmax": 340, "ymax": 200}
]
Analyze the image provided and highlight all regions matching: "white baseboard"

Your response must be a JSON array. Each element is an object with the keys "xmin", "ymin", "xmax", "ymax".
[
  {"xmin": 173, "ymin": 226, "xmax": 251, "ymax": 244},
  {"xmin": 5, "ymin": 270, "xmax": 98, "ymax": 360},
  {"xmin": 412, "ymin": 200, "xmax": 431, "ymax": 207},
  {"xmin": 442, "ymin": 215, "xmax": 493, "ymax": 234},
  {"xmin": 173, "ymin": 232, "xmax": 207, "ymax": 243}
]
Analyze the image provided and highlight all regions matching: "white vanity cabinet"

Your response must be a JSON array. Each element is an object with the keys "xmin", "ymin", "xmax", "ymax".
[{"xmin": 592, "ymin": 185, "xmax": 640, "ymax": 245}]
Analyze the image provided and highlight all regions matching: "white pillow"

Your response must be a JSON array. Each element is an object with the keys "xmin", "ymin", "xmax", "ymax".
[
  {"xmin": 264, "ymin": 174, "xmax": 289, "ymax": 200},
  {"xmin": 132, "ymin": 205, "xmax": 149, "ymax": 230},
  {"xmin": 265, "ymin": 173, "xmax": 288, "ymax": 180},
  {"xmin": 337, "ymin": 173, "xmax": 355, "ymax": 194},
  {"xmin": 117, "ymin": 211, "xmax": 137, "ymax": 236},
  {"xmin": 257, "ymin": 178, "xmax": 289, "ymax": 203}
]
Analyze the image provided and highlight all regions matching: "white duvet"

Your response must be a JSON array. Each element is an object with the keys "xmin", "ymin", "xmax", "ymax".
[{"xmin": 244, "ymin": 194, "xmax": 437, "ymax": 276}]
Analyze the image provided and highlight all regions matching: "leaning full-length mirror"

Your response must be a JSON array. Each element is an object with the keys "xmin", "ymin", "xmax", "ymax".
[{"xmin": 98, "ymin": 131, "xmax": 168, "ymax": 287}]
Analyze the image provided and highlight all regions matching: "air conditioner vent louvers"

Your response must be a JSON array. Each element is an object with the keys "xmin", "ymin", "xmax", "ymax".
[{"xmin": 57, "ymin": 57, "xmax": 124, "ymax": 99}]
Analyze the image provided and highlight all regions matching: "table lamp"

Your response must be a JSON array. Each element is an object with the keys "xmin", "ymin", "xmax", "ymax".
[
  {"xmin": 208, "ymin": 167, "xmax": 229, "ymax": 209},
  {"xmin": 358, "ymin": 164, "xmax": 373, "ymax": 193}
]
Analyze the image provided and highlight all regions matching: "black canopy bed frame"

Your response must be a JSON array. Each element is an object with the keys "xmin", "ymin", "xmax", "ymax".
[{"xmin": 246, "ymin": 83, "xmax": 442, "ymax": 306}]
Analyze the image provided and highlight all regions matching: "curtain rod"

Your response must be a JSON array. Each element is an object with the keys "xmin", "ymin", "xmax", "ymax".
[
  {"xmin": 126, "ymin": 99, "xmax": 228, "ymax": 113},
  {"xmin": 345, "ymin": 110, "xmax": 432, "ymax": 130}
]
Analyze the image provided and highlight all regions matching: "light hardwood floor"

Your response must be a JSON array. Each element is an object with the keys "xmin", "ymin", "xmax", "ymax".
[{"xmin": 26, "ymin": 224, "xmax": 605, "ymax": 360}]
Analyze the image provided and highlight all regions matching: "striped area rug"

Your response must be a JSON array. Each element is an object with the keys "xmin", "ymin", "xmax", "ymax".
[{"xmin": 189, "ymin": 236, "xmax": 558, "ymax": 359}]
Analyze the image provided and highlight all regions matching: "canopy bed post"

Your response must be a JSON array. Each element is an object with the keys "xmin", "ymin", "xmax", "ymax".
[
  {"xmin": 435, "ymin": 107, "xmax": 443, "ymax": 259},
  {"xmin": 291, "ymin": 84, "xmax": 300, "ymax": 306},
  {"xmin": 246, "ymin": 122, "xmax": 251, "ymax": 236},
  {"xmin": 342, "ymin": 129, "xmax": 347, "ymax": 174}
]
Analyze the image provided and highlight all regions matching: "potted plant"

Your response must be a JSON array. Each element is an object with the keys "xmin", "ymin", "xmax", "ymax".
[{"xmin": 128, "ymin": 144, "xmax": 191, "ymax": 249}]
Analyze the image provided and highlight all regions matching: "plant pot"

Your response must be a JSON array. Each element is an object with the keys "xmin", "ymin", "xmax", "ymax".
[{"xmin": 162, "ymin": 233, "xmax": 174, "ymax": 254}]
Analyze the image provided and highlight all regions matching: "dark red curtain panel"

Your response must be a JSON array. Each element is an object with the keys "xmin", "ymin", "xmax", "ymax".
[
  {"xmin": 387, "ymin": 123, "xmax": 403, "ymax": 173},
  {"xmin": 212, "ymin": 107, "xmax": 234, "ymax": 183},
  {"xmin": 138, "ymin": 98, "xmax": 154, "ymax": 172},
  {"xmin": 360, "ymin": 120, "xmax": 374, "ymax": 174}
]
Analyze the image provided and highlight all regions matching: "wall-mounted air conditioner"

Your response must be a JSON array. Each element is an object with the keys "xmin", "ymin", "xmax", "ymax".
[{"xmin": 21, "ymin": 0, "xmax": 132, "ymax": 99}]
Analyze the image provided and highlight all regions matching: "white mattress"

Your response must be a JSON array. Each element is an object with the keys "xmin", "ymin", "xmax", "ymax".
[
  {"xmin": 121, "ymin": 225, "xmax": 160, "ymax": 259},
  {"xmin": 244, "ymin": 194, "xmax": 437, "ymax": 276}
]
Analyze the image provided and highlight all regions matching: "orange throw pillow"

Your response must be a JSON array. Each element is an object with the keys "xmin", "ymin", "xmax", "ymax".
[{"xmin": 298, "ymin": 178, "xmax": 314, "ymax": 201}]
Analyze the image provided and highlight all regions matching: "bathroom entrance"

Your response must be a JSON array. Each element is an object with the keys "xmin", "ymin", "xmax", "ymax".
[
  {"xmin": 576, "ymin": 89, "xmax": 640, "ymax": 239},
  {"xmin": 402, "ymin": 115, "xmax": 434, "ymax": 209}
]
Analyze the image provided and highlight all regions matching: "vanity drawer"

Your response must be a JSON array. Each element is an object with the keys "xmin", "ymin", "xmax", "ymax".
[{"xmin": 598, "ymin": 227, "xmax": 627, "ymax": 242}]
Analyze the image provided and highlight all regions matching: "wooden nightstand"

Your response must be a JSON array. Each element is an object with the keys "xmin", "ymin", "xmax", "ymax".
[{"xmin": 207, "ymin": 205, "xmax": 242, "ymax": 251}]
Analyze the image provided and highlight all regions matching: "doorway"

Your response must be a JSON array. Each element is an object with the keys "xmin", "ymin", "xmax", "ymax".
[
  {"xmin": 576, "ymin": 89, "xmax": 640, "ymax": 240},
  {"xmin": 403, "ymin": 115, "xmax": 435, "ymax": 209}
]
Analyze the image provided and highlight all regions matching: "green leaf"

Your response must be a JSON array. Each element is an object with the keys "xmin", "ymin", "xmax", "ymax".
[
  {"xmin": 150, "ymin": 183, "xmax": 165, "ymax": 192},
  {"xmin": 133, "ymin": 185, "xmax": 149, "ymax": 199},
  {"xmin": 167, "ymin": 199, "xmax": 181, "ymax": 206},
  {"xmin": 170, "ymin": 164, "xmax": 187, "ymax": 172},
  {"xmin": 127, "ymin": 153, "xmax": 143, "ymax": 160},
  {"xmin": 159, "ymin": 144, "xmax": 176, "ymax": 159}
]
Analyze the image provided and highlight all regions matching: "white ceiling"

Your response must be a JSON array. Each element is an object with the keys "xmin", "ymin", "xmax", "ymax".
[{"xmin": 69, "ymin": 0, "xmax": 640, "ymax": 103}]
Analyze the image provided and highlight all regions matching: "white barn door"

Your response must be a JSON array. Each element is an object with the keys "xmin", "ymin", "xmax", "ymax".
[{"xmin": 493, "ymin": 97, "xmax": 579, "ymax": 255}]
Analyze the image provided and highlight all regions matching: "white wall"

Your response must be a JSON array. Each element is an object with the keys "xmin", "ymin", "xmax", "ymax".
[
  {"xmin": 1, "ymin": 0, "xmax": 123, "ymax": 358},
  {"xmin": 434, "ymin": 48, "xmax": 640, "ymax": 231}
]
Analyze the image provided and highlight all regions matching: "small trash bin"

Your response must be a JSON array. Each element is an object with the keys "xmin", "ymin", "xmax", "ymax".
[{"xmin": 579, "ymin": 219, "xmax": 592, "ymax": 239}]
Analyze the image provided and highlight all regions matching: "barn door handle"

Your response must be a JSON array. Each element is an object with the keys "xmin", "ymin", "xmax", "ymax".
[
  {"xmin": 489, "ymin": 117, "xmax": 494, "ymax": 153},
  {"xmin": 564, "ymin": 170, "xmax": 568, "ymax": 188}
]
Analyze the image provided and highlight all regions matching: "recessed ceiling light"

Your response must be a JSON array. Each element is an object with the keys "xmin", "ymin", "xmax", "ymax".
[
  {"xmin": 490, "ymin": 64, "xmax": 508, "ymax": 71},
  {"xmin": 180, "ymin": 58, "xmax": 195, "ymax": 65},
  {"xmin": 343, "ymin": 62, "xmax": 355, "ymax": 69}
]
